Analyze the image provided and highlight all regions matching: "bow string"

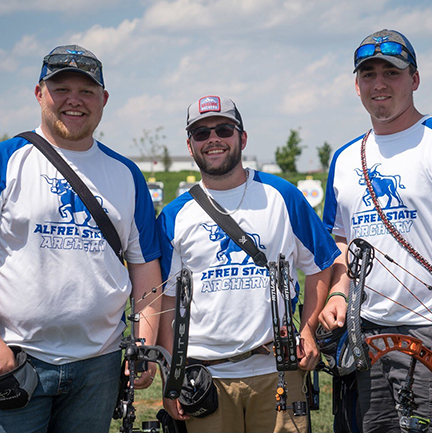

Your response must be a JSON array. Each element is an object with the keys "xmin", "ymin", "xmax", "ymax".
[{"xmin": 113, "ymin": 268, "xmax": 193, "ymax": 433}]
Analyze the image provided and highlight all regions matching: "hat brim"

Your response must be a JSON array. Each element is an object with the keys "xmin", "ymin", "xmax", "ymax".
[
  {"xmin": 40, "ymin": 68, "xmax": 104, "ymax": 87},
  {"xmin": 353, "ymin": 54, "xmax": 410, "ymax": 73},
  {"xmin": 186, "ymin": 113, "xmax": 241, "ymax": 131}
]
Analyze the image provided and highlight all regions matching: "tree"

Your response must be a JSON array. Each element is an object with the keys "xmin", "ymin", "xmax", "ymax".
[
  {"xmin": 132, "ymin": 126, "xmax": 169, "ymax": 175},
  {"xmin": 161, "ymin": 145, "xmax": 172, "ymax": 172},
  {"xmin": 1, "ymin": 134, "xmax": 10, "ymax": 142},
  {"xmin": 317, "ymin": 141, "xmax": 332, "ymax": 172},
  {"xmin": 94, "ymin": 130, "xmax": 104, "ymax": 141},
  {"xmin": 275, "ymin": 128, "xmax": 305, "ymax": 173}
]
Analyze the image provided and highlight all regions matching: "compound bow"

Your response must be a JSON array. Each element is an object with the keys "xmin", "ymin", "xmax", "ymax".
[
  {"xmin": 268, "ymin": 254, "xmax": 307, "ymax": 416},
  {"xmin": 346, "ymin": 238, "xmax": 432, "ymax": 431},
  {"xmin": 113, "ymin": 268, "xmax": 193, "ymax": 433}
]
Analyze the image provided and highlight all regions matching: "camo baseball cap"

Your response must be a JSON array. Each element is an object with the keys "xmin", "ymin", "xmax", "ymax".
[
  {"xmin": 354, "ymin": 29, "xmax": 417, "ymax": 73},
  {"xmin": 186, "ymin": 95, "xmax": 244, "ymax": 131},
  {"xmin": 39, "ymin": 44, "xmax": 105, "ymax": 88}
]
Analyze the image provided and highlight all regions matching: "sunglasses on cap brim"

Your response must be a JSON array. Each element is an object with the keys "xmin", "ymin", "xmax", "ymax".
[
  {"xmin": 44, "ymin": 53, "xmax": 102, "ymax": 72},
  {"xmin": 354, "ymin": 41, "xmax": 417, "ymax": 69},
  {"xmin": 42, "ymin": 53, "xmax": 104, "ymax": 85}
]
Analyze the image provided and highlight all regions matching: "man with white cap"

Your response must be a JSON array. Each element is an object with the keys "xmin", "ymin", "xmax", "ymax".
[
  {"xmin": 157, "ymin": 95, "xmax": 340, "ymax": 432},
  {"xmin": 321, "ymin": 29, "xmax": 432, "ymax": 432},
  {"xmin": 0, "ymin": 45, "xmax": 162, "ymax": 432}
]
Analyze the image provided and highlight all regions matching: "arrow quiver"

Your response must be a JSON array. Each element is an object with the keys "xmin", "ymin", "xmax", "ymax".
[{"xmin": 113, "ymin": 268, "xmax": 193, "ymax": 433}]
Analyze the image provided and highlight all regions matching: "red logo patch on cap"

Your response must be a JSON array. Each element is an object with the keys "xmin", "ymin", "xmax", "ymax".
[{"xmin": 199, "ymin": 96, "xmax": 221, "ymax": 114}]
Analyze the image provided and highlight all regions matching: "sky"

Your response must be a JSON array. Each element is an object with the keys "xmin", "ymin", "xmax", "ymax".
[{"xmin": 1, "ymin": 0, "xmax": 432, "ymax": 173}]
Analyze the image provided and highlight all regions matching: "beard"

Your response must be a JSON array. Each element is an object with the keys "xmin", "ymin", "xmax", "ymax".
[
  {"xmin": 51, "ymin": 119, "xmax": 95, "ymax": 142},
  {"xmin": 193, "ymin": 138, "xmax": 242, "ymax": 176},
  {"xmin": 40, "ymin": 99, "xmax": 100, "ymax": 143}
]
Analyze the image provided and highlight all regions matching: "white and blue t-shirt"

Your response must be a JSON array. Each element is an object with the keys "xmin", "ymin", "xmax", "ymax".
[
  {"xmin": 0, "ymin": 128, "xmax": 161, "ymax": 364},
  {"xmin": 324, "ymin": 116, "xmax": 432, "ymax": 326},
  {"xmin": 157, "ymin": 169, "xmax": 339, "ymax": 378}
]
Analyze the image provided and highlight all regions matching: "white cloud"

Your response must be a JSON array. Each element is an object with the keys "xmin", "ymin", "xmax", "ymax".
[
  {"xmin": 0, "ymin": 35, "xmax": 44, "ymax": 73},
  {"xmin": 3, "ymin": 0, "xmax": 432, "ymax": 171},
  {"xmin": 0, "ymin": 0, "xmax": 131, "ymax": 14},
  {"xmin": 68, "ymin": 19, "xmax": 142, "ymax": 63},
  {"xmin": 0, "ymin": 85, "xmax": 40, "ymax": 134}
]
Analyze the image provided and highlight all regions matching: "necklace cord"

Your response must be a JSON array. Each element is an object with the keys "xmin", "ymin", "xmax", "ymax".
[{"xmin": 201, "ymin": 169, "xmax": 249, "ymax": 216}]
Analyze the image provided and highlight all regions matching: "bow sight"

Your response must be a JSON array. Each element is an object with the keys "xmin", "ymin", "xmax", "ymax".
[
  {"xmin": 113, "ymin": 268, "xmax": 193, "ymax": 433},
  {"xmin": 397, "ymin": 356, "xmax": 430, "ymax": 433}
]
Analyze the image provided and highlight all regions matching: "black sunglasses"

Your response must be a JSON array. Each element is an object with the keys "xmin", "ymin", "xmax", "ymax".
[{"xmin": 189, "ymin": 123, "xmax": 241, "ymax": 141}]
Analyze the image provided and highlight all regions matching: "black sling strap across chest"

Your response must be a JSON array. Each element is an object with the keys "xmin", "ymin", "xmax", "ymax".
[{"xmin": 15, "ymin": 131, "xmax": 124, "ymax": 263}]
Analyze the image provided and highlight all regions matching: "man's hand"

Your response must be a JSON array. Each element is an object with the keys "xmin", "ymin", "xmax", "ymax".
[
  {"xmin": 124, "ymin": 361, "xmax": 158, "ymax": 390},
  {"xmin": 297, "ymin": 327, "xmax": 321, "ymax": 371},
  {"xmin": 134, "ymin": 362, "xmax": 158, "ymax": 390},
  {"xmin": 163, "ymin": 397, "xmax": 190, "ymax": 421},
  {"xmin": 318, "ymin": 295, "xmax": 348, "ymax": 331},
  {"xmin": 0, "ymin": 340, "xmax": 16, "ymax": 375}
]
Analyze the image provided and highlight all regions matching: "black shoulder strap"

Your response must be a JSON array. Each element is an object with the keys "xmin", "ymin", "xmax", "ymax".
[
  {"xmin": 189, "ymin": 184, "xmax": 267, "ymax": 267},
  {"xmin": 16, "ymin": 131, "xmax": 124, "ymax": 263}
]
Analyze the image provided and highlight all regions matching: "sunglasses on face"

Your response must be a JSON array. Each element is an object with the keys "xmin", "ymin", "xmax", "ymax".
[
  {"xmin": 354, "ymin": 41, "xmax": 416, "ymax": 68},
  {"xmin": 189, "ymin": 123, "xmax": 241, "ymax": 141},
  {"xmin": 43, "ymin": 54, "xmax": 103, "ymax": 75}
]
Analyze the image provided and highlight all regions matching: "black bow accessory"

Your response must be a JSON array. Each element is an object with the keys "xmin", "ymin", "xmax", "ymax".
[{"xmin": 0, "ymin": 346, "xmax": 38, "ymax": 410}]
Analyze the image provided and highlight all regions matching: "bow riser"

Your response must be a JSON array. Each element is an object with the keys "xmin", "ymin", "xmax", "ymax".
[{"xmin": 365, "ymin": 333, "xmax": 432, "ymax": 374}]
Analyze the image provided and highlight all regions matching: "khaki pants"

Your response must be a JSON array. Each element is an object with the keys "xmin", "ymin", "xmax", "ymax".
[{"xmin": 185, "ymin": 370, "xmax": 308, "ymax": 433}]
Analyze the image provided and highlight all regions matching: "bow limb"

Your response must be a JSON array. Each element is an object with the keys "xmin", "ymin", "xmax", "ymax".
[
  {"xmin": 269, "ymin": 255, "xmax": 299, "ymax": 373},
  {"xmin": 346, "ymin": 238, "xmax": 374, "ymax": 371},
  {"xmin": 365, "ymin": 333, "xmax": 432, "ymax": 374},
  {"xmin": 269, "ymin": 255, "xmax": 305, "ymax": 415},
  {"xmin": 163, "ymin": 268, "xmax": 192, "ymax": 399}
]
